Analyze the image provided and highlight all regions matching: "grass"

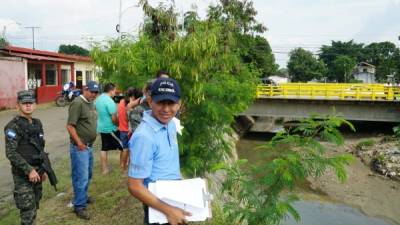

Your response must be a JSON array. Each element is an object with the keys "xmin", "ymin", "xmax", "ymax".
[
  {"xmin": 355, "ymin": 139, "xmax": 376, "ymax": 151},
  {"xmin": 0, "ymin": 142, "xmax": 226, "ymax": 225},
  {"xmin": 1, "ymin": 145, "xmax": 143, "ymax": 225}
]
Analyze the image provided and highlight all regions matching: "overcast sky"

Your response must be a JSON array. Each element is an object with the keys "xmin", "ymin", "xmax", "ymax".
[{"xmin": 1, "ymin": 0, "xmax": 399, "ymax": 68}]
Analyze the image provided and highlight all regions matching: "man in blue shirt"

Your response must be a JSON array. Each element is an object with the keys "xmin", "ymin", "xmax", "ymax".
[
  {"xmin": 95, "ymin": 83, "xmax": 123, "ymax": 174},
  {"xmin": 128, "ymin": 78, "xmax": 190, "ymax": 225}
]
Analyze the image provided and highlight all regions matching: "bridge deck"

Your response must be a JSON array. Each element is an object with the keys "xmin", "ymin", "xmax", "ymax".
[{"xmin": 243, "ymin": 98, "xmax": 400, "ymax": 122}]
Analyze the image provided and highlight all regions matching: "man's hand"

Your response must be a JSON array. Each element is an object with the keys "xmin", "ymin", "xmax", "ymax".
[
  {"xmin": 127, "ymin": 97, "xmax": 141, "ymax": 110},
  {"xmin": 66, "ymin": 124, "xmax": 87, "ymax": 151},
  {"xmin": 128, "ymin": 178, "xmax": 192, "ymax": 225},
  {"xmin": 28, "ymin": 169, "xmax": 41, "ymax": 183},
  {"xmin": 165, "ymin": 205, "xmax": 191, "ymax": 225},
  {"xmin": 77, "ymin": 142, "xmax": 87, "ymax": 151}
]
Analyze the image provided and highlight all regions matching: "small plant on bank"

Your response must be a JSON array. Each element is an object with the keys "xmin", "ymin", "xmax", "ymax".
[
  {"xmin": 221, "ymin": 115, "xmax": 354, "ymax": 225},
  {"xmin": 355, "ymin": 139, "xmax": 376, "ymax": 151},
  {"xmin": 391, "ymin": 125, "xmax": 400, "ymax": 147},
  {"xmin": 393, "ymin": 125, "xmax": 400, "ymax": 139}
]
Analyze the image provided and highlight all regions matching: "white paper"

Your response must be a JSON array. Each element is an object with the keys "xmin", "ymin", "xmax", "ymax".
[
  {"xmin": 148, "ymin": 178, "xmax": 212, "ymax": 224},
  {"xmin": 172, "ymin": 117, "xmax": 184, "ymax": 135}
]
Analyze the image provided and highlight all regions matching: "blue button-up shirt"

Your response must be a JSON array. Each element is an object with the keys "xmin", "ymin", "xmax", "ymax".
[{"xmin": 128, "ymin": 111, "xmax": 181, "ymax": 186}]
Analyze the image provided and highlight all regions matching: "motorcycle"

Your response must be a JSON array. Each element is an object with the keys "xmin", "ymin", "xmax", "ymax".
[{"xmin": 55, "ymin": 89, "xmax": 81, "ymax": 107}]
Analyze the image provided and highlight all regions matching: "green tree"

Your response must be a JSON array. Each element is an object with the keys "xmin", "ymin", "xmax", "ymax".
[
  {"xmin": 241, "ymin": 35, "xmax": 278, "ymax": 77},
  {"xmin": 276, "ymin": 67, "xmax": 288, "ymax": 77},
  {"xmin": 332, "ymin": 55, "xmax": 356, "ymax": 82},
  {"xmin": 208, "ymin": 0, "xmax": 277, "ymax": 77},
  {"xmin": 396, "ymin": 51, "xmax": 400, "ymax": 82},
  {"xmin": 287, "ymin": 48, "xmax": 327, "ymax": 82},
  {"xmin": 92, "ymin": 0, "xmax": 259, "ymax": 175},
  {"xmin": 0, "ymin": 36, "xmax": 9, "ymax": 48},
  {"xmin": 361, "ymin": 42, "xmax": 400, "ymax": 82},
  {"xmin": 319, "ymin": 40, "xmax": 364, "ymax": 81},
  {"xmin": 207, "ymin": 0, "xmax": 267, "ymax": 34},
  {"xmin": 58, "ymin": 44, "xmax": 90, "ymax": 56}
]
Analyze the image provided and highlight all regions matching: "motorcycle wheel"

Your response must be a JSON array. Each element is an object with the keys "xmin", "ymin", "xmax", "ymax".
[{"xmin": 55, "ymin": 96, "xmax": 68, "ymax": 107}]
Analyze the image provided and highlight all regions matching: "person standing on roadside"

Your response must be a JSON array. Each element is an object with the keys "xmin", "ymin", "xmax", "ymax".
[
  {"xmin": 118, "ymin": 87, "xmax": 142, "ymax": 171},
  {"xmin": 95, "ymin": 83, "xmax": 123, "ymax": 174},
  {"xmin": 66, "ymin": 81, "xmax": 99, "ymax": 220},
  {"xmin": 128, "ymin": 82, "xmax": 151, "ymax": 135},
  {"xmin": 128, "ymin": 77, "xmax": 191, "ymax": 225},
  {"xmin": 4, "ymin": 90, "xmax": 46, "ymax": 225}
]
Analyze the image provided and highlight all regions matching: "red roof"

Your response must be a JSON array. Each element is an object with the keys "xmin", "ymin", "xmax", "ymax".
[
  {"xmin": 0, "ymin": 50, "xmax": 75, "ymax": 63},
  {"xmin": 2, "ymin": 46, "xmax": 92, "ymax": 62}
]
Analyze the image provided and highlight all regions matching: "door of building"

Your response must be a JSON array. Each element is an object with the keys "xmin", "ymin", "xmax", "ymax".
[{"xmin": 76, "ymin": 70, "xmax": 83, "ymax": 88}]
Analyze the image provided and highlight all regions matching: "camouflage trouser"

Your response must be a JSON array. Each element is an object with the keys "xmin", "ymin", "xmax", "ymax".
[{"xmin": 12, "ymin": 172, "xmax": 42, "ymax": 225}]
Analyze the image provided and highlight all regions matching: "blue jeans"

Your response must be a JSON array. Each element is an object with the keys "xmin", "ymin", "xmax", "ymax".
[{"xmin": 70, "ymin": 144, "xmax": 93, "ymax": 209}]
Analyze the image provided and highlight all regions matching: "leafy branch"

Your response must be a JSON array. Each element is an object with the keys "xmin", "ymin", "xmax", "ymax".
[{"xmin": 222, "ymin": 115, "xmax": 354, "ymax": 225}]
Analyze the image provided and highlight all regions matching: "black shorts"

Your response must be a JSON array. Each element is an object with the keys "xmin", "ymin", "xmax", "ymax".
[{"xmin": 100, "ymin": 131, "xmax": 123, "ymax": 151}]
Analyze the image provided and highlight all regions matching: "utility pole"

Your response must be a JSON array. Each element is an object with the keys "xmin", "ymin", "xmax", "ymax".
[
  {"xmin": 115, "ymin": 0, "xmax": 123, "ymax": 38},
  {"xmin": 25, "ymin": 26, "xmax": 40, "ymax": 49}
]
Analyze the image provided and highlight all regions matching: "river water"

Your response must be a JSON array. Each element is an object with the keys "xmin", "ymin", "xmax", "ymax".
[{"xmin": 236, "ymin": 134, "xmax": 392, "ymax": 225}]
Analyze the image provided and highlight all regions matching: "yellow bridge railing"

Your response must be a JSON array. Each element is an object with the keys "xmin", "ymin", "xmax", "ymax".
[{"xmin": 256, "ymin": 83, "xmax": 400, "ymax": 101}]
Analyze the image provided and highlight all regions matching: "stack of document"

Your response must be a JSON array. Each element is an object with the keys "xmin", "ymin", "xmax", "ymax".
[{"xmin": 148, "ymin": 178, "xmax": 212, "ymax": 224}]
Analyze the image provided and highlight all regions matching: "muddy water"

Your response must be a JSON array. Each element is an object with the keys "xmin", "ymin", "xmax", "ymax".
[{"xmin": 236, "ymin": 134, "xmax": 392, "ymax": 225}]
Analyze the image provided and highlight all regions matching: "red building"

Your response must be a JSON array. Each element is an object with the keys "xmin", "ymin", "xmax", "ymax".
[{"xmin": 0, "ymin": 46, "xmax": 97, "ymax": 108}]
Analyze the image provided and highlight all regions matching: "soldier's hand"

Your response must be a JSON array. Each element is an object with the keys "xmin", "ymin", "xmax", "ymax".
[{"xmin": 28, "ymin": 169, "xmax": 41, "ymax": 183}]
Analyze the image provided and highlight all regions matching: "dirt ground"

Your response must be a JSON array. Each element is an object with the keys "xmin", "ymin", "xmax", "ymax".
[
  {"xmin": 0, "ymin": 105, "xmax": 70, "ymax": 205},
  {"xmin": 306, "ymin": 136, "xmax": 400, "ymax": 225}
]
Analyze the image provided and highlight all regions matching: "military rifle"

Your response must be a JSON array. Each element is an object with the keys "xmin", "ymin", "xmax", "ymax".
[{"xmin": 30, "ymin": 140, "xmax": 58, "ymax": 191}]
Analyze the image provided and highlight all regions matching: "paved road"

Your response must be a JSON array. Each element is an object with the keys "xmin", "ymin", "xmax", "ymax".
[{"xmin": 0, "ymin": 105, "xmax": 70, "ymax": 203}]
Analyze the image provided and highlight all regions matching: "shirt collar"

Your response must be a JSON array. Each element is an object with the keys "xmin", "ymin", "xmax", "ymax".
[
  {"xmin": 101, "ymin": 93, "xmax": 112, "ymax": 99},
  {"xmin": 142, "ymin": 110, "xmax": 168, "ymax": 132},
  {"xmin": 79, "ymin": 95, "xmax": 90, "ymax": 103}
]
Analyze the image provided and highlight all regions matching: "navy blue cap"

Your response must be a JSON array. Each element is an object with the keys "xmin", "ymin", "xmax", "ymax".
[
  {"xmin": 86, "ymin": 81, "xmax": 99, "ymax": 92},
  {"xmin": 151, "ymin": 78, "xmax": 181, "ymax": 103}
]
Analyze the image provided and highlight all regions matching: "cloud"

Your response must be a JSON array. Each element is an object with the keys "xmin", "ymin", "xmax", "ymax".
[
  {"xmin": 1, "ymin": 0, "xmax": 398, "ymax": 67},
  {"xmin": 252, "ymin": 0, "xmax": 399, "ymax": 67},
  {"xmin": 355, "ymin": 0, "xmax": 400, "ymax": 44}
]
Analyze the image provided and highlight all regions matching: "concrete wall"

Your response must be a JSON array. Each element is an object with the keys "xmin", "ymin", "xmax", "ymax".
[
  {"xmin": 354, "ymin": 72, "xmax": 376, "ymax": 83},
  {"xmin": 0, "ymin": 57, "xmax": 26, "ymax": 109}
]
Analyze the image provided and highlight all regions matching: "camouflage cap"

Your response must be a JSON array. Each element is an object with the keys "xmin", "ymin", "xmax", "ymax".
[{"xmin": 17, "ymin": 90, "xmax": 36, "ymax": 103}]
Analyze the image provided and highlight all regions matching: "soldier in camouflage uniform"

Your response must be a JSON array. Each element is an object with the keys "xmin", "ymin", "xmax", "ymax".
[{"xmin": 4, "ymin": 90, "xmax": 46, "ymax": 225}]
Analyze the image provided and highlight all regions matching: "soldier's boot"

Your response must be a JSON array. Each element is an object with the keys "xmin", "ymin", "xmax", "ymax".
[{"xmin": 20, "ymin": 208, "xmax": 36, "ymax": 225}]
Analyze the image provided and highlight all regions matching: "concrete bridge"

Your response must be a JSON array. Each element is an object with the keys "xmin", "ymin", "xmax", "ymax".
[
  {"xmin": 243, "ymin": 98, "xmax": 400, "ymax": 122},
  {"xmin": 241, "ymin": 83, "xmax": 400, "ymax": 125}
]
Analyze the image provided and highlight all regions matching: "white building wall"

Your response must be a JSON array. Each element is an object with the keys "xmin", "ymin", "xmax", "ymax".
[
  {"xmin": 354, "ymin": 73, "xmax": 376, "ymax": 83},
  {"xmin": 74, "ymin": 62, "xmax": 97, "ymax": 85}
]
